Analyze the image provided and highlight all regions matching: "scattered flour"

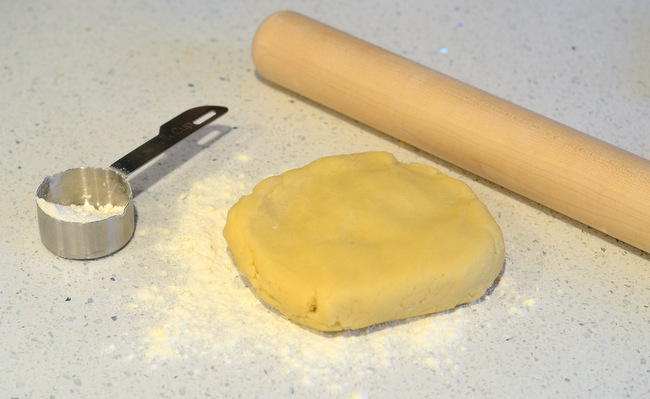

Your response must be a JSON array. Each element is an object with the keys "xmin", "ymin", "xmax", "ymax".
[
  {"xmin": 522, "ymin": 298, "xmax": 536, "ymax": 308},
  {"xmin": 37, "ymin": 197, "xmax": 125, "ymax": 223},
  {"xmin": 126, "ymin": 173, "xmax": 529, "ymax": 394}
]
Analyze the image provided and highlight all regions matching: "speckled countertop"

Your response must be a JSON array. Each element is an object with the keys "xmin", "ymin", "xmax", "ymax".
[{"xmin": 1, "ymin": 1, "xmax": 648, "ymax": 398}]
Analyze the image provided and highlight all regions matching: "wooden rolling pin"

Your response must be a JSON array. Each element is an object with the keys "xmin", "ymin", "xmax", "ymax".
[{"xmin": 252, "ymin": 10, "xmax": 650, "ymax": 253}]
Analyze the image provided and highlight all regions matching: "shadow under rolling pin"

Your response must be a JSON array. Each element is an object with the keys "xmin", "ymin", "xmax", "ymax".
[{"xmin": 251, "ymin": 11, "xmax": 650, "ymax": 254}]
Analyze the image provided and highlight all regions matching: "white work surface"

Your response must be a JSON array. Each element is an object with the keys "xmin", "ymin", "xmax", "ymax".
[{"xmin": 1, "ymin": 1, "xmax": 648, "ymax": 398}]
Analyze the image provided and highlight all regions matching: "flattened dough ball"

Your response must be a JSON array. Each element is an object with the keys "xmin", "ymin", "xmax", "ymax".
[{"xmin": 223, "ymin": 152, "xmax": 504, "ymax": 331}]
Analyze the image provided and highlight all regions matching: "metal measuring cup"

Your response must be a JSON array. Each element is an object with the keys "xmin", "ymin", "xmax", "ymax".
[{"xmin": 36, "ymin": 105, "xmax": 228, "ymax": 259}]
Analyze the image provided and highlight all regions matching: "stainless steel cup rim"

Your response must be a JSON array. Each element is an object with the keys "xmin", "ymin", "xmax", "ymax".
[{"xmin": 37, "ymin": 166, "xmax": 133, "ymax": 212}]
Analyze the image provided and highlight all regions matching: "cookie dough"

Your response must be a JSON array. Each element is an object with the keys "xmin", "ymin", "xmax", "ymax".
[{"xmin": 223, "ymin": 152, "xmax": 504, "ymax": 331}]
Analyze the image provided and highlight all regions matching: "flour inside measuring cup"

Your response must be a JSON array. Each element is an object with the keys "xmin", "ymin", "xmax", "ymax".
[{"xmin": 37, "ymin": 198, "xmax": 126, "ymax": 223}]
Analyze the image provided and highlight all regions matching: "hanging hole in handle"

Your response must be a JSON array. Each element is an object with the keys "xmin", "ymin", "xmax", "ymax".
[{"xmin": 193, "ymin": 110, "xmax": 218, "ymax": 125}]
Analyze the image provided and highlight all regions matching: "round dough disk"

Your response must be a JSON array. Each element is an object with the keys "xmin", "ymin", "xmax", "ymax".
[{"xmin": 223, "ymin": 152, "xmax": 504, "ymax": 331}]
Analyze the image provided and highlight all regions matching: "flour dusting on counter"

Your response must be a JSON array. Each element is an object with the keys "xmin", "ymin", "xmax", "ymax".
[{"xmin": 128, "ymin": 173, "xmax": 522, "ymax": 391}]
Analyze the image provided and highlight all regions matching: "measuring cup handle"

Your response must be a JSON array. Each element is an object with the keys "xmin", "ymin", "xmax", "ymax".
[{"xmin": 110, "ymin": 105, "xmax": 228, "ymax": 177}]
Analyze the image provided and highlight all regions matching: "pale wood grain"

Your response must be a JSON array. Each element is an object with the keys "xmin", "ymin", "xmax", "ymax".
[{"xmin": 252, "ymin": 11, "xmax": 650, "ymax": 253}]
